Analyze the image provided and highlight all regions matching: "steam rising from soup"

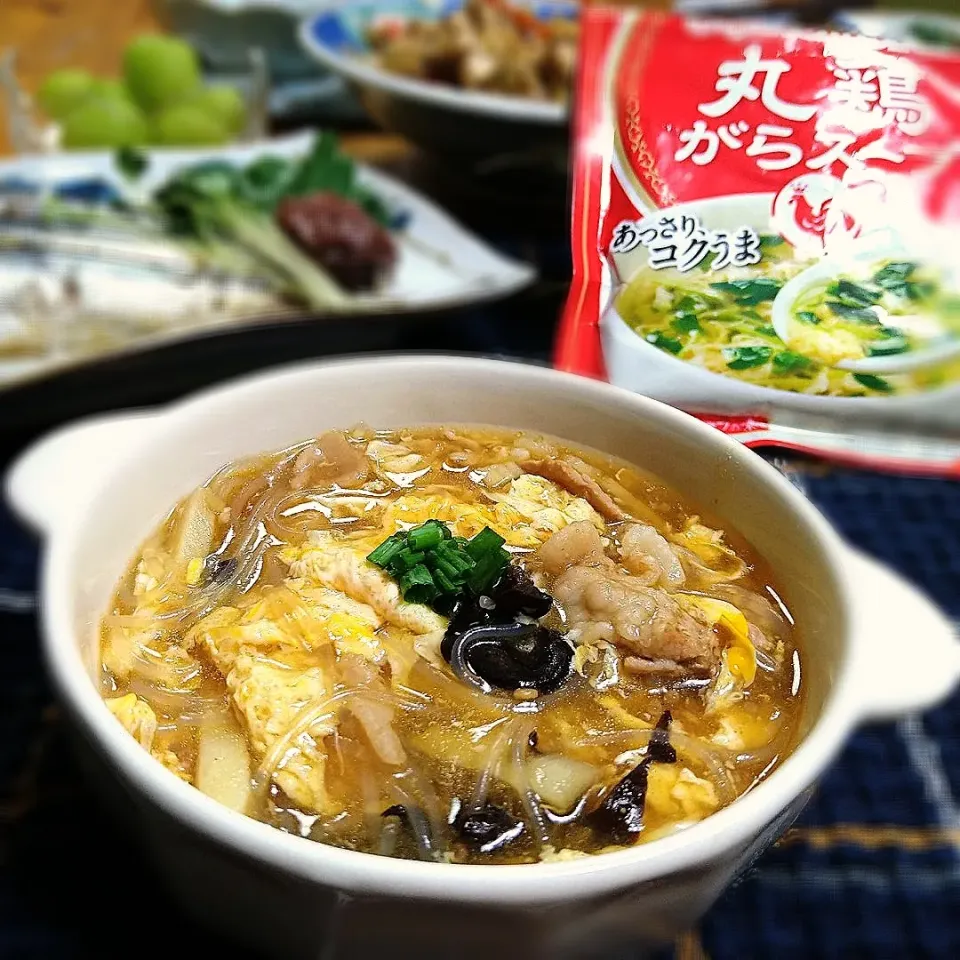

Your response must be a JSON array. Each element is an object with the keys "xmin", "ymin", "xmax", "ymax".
[{"xmin": 99, "ymin": 426, "xmax": 803, "ymax": 864}]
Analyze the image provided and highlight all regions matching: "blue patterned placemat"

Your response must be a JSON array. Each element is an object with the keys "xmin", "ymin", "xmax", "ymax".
[{"xmin": 0, "ymin": 460, "xmax": 956, "ymax": 959}]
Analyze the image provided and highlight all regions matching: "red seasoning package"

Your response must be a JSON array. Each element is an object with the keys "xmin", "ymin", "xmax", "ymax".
[{"xmin": 557, "ymin": 9, "xmax": 960, "ymax": 476}]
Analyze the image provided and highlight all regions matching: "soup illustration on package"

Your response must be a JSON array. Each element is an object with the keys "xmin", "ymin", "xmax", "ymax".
[{"xmin": 557, "ymin": 9, "xmax": 960, "ymax": 475}]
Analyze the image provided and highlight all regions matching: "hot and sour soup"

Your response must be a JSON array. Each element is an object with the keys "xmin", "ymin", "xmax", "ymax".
[{"xmin": 99, "ymin": 425, "xmax": 802, "ymax": 864}]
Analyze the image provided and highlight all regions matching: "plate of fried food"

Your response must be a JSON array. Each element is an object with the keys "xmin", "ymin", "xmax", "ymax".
[{"xmin": 300, "ymin": 0, "xmax": 578, "ymax": 160}]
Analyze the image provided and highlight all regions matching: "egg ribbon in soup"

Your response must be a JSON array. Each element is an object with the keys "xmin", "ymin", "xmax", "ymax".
[
  {"xmin": 617, "ymin": 238, "xmax": 960, "ymax": 398},
  {"xmin": 99, "ymin": 426, "xmax": 802, "ymax": 864}
]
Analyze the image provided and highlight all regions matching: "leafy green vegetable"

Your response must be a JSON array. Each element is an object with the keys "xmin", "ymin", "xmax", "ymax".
[
  {"xmin": 675, "ymin": 292, "xmax": 723, "ymax": 313},
  {"xmin": 757, "ymin": 324, "xmax": 778, "ymax": 337},
  {"xmin": 905, "ymin": 280, "xmax": 936, "ymax": 301},
  {"xmin": 283, "ymin": 132, "xmax": 391, "ymax": 225},
  {"xmin": 710, "ymin": 278, "xmax": 782, "ymax": 306},
  {"xmin": 153, "ymin": 159, "xmax": 347, "ymax": 308},
  {"xmin": 772, "ymin": 350, "xmax": 814, "ymax": 374},
  {"xmin": 853, "ymin": 373, "xmax": 894, "ymax": 393},
  {"xmin": 723, "ymin": 345, "xmax": 773, "ymax": 370},
  {"xmin": 671, "ymin": 313, "xmax": 701, "ymax": 334},
  {"xmin": 236, "ymin": 156, "xmax": 296, "ymax": 210},
  {"xmin": 867, "ymin": 337, "xmax": 910, "ymax": 357},
  {"xmin": 145, "ymin": 132, "xmax": 398, "ymax": 309},
  {"xmin": 116, "ymin": 145, "xmax": 148, "ymax": 181},
  {"xmin": 872, "ymin": 261, "xmax": 916, "ymax": 288},
  {"xmin": 827, "ymin": 279, "xmax": 882, "ymax": 307},
  {"xmin": 645, "ymin": 331, "xmax": 683, "ymax": 354},
  {"xmin": 758, "ymin": 233, "xmax": 786, "ymax": 248},
  {"xmin": 796, "ymin": 310, "xmax": 820, "ymax": 325},
  {"xmin": 870, "ymin": 262, "xmax": 932, "ymax": 301},
  {"xmin": 826, "ymin": 301, "xmax": 880, "ymax": 324},
  {"xmin": 695, "ymin": 251, "xmax": 718, "ymax": 272}
]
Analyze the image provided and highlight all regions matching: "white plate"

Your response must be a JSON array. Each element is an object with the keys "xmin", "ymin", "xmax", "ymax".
[{"xmin": 0, "ymin": 132, "xmax": 537, "ymax": 390}]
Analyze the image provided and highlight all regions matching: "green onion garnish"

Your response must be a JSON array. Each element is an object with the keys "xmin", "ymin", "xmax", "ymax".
[
  {"xmin": 366, "ymin": 534, "xmax": 405, "ymax": 567},
  {"xmin": 400, "ymin": 564, "xmax": 438, "ymax": 605},
  {"xmin": 464, "ymin": 527, "xmax": 506, "ymax": 560},
  {"xmin": 407, "ymin": 520, "xmax": 446, "ymax": 551},
  {"xmin": 367, "ymin": 521, "xmax": 511, "ymax": 609}
]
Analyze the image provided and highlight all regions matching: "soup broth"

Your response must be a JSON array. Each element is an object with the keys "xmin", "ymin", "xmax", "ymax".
[
  {"xmin": 616, "ymin": 239, "xmax": 960, "ymax": 398},
  {"xmin": 99, "ymin": 426, "xmax": 803, "ymax": 864}
]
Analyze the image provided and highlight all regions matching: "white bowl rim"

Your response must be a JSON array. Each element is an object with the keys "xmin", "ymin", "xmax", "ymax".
[
  {"xmin": 41, "ymin": 355, "xmax": 861, "ymax": 904},
  {"xmin": 297, "ymin": 10, "xmax": 570, "ymax": 126}
]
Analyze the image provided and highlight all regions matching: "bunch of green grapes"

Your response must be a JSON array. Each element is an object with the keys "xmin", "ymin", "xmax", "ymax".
[{"xmin": 38, "ymin": 35, "xmax": 247, "ymax": 150}]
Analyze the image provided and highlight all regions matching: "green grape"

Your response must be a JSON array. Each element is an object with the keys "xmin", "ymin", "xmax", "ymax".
[
  {"xmin": 37, "ymin": 69, "xmax": 96, "ymax": 120},
  {"xmin": 88, "ymin": 78, "xmax": 135, "ymax": 105},
  {"xmin": 151, "ymin": 103, "xmax": 229, "ymax": 147},
  {"xmin": 192, "ymin": 84, "xmax": 246, "ymax": 136},
  {"xmin": 123, "ymin": 34, "xmax": 201, "ymax": 112},
  {"xmin": 61, "ymin": 97, "xmax": 149, "ymax": 149}
]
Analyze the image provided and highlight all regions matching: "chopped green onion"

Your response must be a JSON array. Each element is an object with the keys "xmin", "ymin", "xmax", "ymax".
[
  {"xmin": 407, "ymin": 520, "xmax": 445, "ymax": 551},
  {"xmin": 466, "ymin": 549, "xmax": 510, "ymax": 595},
  {"xmin": 367, "ymin": 535, "xmax": 405, "ymax": 568},
  {"xmin": 465, "ymin": 527, "xmax": 506, "ymax": 561},
  {"xmin": 429, "ymin": 555, "xmax": 465, "ymax": 582},
  {"xmin": 796, "ymin": 311, "xmax": 820, "ymax": 325},
  {"xmin": 905, "ymin": 280, "xmax": 936, "ymax": 301},
  {"xmin": 695, "ymin": 251, "xmax": 718, "ymax": 272},
  {"xmin": 400, "ymin": 564, "xmax": 437, "ymax": 604},
  {"xmin": 366, "ymin": 521, "xmax": 517, "ymax": 610},
  {"xmin": 393, "ymin": 549, "xmax": 426, "ymax": 574},
  {"xmin": 433, "ymin": 568, "xmax": 458, "ymax": 595},
  {"xmin": 435, "ymin": 541, "xmax": 473, "ymax": 573},
  {"xmin": 676, "ymin": 292, "xmax": 722, "ymax": 312}
]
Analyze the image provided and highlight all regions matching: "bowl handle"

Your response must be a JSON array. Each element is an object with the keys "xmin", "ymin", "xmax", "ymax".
[
  {"xmin": 5, "ymin": 412, "xmax": 157, "ymax": 537},
  {"xmin": 847, "ymin": 549, "xmax": 960, "ymax": 722}
]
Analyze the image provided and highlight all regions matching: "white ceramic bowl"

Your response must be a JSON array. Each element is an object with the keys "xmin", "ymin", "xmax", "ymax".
[
  {"xmin": 298, "ymin": 2, "xmax": 572, "ymax": 162},
  {"xmin": 601, "ymin": 194, "xmax": 960, "ymax": 428},
  {"xmin": 6, "ymin": 356, "xmax": 960, "ymax": 960}
]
